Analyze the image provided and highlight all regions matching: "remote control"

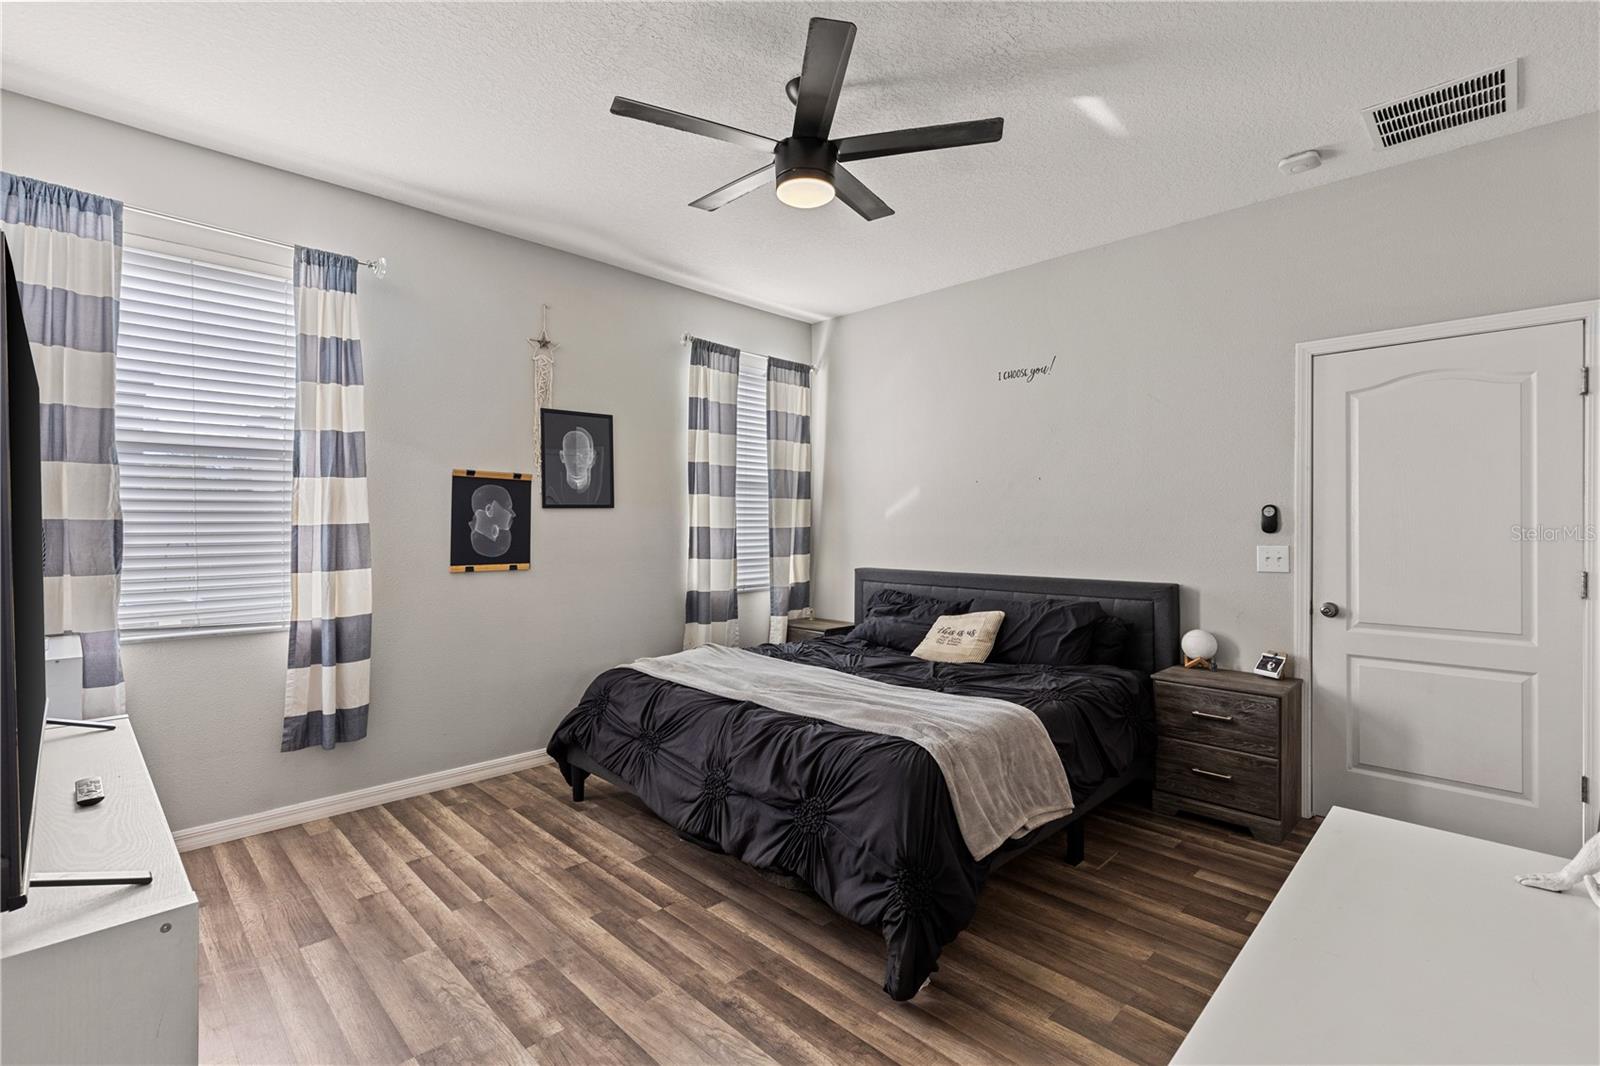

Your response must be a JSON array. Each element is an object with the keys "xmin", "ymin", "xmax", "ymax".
[{"xmin": 74, "ymin": 776, "xmax": 105, "ymax": 807}]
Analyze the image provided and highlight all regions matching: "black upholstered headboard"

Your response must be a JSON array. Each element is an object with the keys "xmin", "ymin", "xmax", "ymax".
[{"xmin": 853, "ymin": 568, "xmax": 1181, "ymax": 675}]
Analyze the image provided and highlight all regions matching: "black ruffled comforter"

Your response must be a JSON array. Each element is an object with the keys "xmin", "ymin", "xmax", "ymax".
[{"xmin": 547, "ymin": 635, "xmax": 1152, "ymax": 999}]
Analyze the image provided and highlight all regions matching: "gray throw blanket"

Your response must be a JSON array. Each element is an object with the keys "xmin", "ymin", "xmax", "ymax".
[{"xmin": 628, "ymin": 644, "xmax": 1074, "ymax": 859}]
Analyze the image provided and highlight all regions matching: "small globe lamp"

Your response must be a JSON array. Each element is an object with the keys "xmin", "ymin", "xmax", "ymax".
[{"xmin": 1181, "ymin": 629, "xmax": 1218, "ymax": 670}]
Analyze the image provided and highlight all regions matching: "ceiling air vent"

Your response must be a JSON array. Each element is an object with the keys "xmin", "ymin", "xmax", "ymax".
[{"xmin": 1363, "ymin": 62, "xmax": 1519, "ymax": 149}]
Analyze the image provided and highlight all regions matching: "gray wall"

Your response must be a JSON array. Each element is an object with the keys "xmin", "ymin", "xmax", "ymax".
[
  {"xmin": 811, "ymin": 114, "xmax": 1600, "ymax": 670},
  {"xmin": 1, "ymin": 93, "xmax": 811, "ymax": 831},
  {"xmin": 7, "ymin": 90, "xmax": 1597, "ymax": 832}
]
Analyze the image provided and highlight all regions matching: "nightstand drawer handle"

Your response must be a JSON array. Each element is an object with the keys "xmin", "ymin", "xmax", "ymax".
[
  {"xmin": 1190, "ymin": 711, "xmax": 1234, "ymax": 723},
  {"xmin": 1190, "ymin": 767, "xmax": 1233, "ymax": 782}
]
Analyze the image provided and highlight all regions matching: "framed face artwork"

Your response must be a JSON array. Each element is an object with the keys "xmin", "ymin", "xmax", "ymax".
[
  {"xmin": 449, "ymin": 469, "xmax": 532, "ymax": 572},
  {"xmin": 541, "ymin": 408, "xmax": 614, "ymax": 508}
]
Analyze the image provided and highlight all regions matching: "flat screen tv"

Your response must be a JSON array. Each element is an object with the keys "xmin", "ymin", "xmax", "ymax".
[{"xmin": 2, "ymin": 230, "xmax": 47, "ymax": 913}]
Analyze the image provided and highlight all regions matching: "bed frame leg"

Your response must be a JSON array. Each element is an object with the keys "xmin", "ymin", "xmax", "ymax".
[
  {"xmin": 571, "ymin": 768, "xmax": 589, "ymax": 803},
  {"xmin": 1064, "ymin": 822, "xmax": 1085, "ymax": 866}
]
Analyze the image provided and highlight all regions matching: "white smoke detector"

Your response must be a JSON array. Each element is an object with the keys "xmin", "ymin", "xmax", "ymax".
[{"xmin": 1278, "ymin": 150, "xmax": 1323, "ymax": 176}]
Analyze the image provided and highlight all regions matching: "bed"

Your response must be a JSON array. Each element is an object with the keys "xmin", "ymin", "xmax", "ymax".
[{"xmin": 548, "ymin": 567, "xmax": 1179, "ymax": 999}]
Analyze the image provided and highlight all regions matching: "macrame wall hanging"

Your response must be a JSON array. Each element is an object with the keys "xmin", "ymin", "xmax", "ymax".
[{"xmin": 528, "ymin": 304, "xmax": 560, "ymax": 476}]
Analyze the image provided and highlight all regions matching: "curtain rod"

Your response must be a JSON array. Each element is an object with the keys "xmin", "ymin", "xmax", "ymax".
[
  {"xmin": 125, "ymin": 205, "xmax": 387, "ymax": 278},
  {"xmin": 681, "ymin": 334, "xmax": 761, "ymax": 350},
  {"xmin": 682, "ymin": 334, "xmax": 786, "ymax": 364}
]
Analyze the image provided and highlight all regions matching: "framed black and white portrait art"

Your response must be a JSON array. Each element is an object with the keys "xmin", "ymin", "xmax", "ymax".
[
  {"xmin": 541, "ymin": 408, "xmax": 614, "ymax": 508},
  {"xmin": 1253, "ymin": 650, "xmax": 1288, "ymax": 680},
  {"xmin": 449, "ymin": 469, "xmax": 532, "ymax": 572}
]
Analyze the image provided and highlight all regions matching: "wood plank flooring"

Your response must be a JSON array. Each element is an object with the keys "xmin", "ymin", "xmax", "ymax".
[{"xmin": 185, "ymin": 765, "xmax": 1317, "ymax": 1065}]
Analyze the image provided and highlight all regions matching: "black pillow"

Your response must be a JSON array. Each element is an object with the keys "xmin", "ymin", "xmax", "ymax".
[
  {"xmin": 980, "ymin": 597, "xmax": 1107, "ymax": 667},
  {"xmin": 1090, "ymin": 614, "xmax": 1132, "ymax": 667},
  {"xmin": 849, "ymin": 589, "xmax": 972, "ymax": 653}
]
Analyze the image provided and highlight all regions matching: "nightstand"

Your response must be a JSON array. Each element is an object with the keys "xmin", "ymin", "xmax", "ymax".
[
  {"xmin": 1151, "ymin": 666, "xmax": 1302, "ymax": 843},
  {"xmin": 786, "ymin": 617, "xmax": 854, "ymax": 641}
]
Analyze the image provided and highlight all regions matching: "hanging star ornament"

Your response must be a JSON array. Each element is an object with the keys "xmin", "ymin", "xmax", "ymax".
[
  {"xmin": 529, "ymin": 305, "xmax": 559, "ymax": 477},
  {"xmin": 529, "ymin": 303, "xmax": 560, "ymax": 359}
]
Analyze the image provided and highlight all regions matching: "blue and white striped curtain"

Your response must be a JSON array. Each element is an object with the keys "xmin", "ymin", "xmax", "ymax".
[
  {"xmin": 1, "ymin": 173, "xmax": 126, "ymax": 717},
  {"xmin": 282, "ymin": 248, "xmax": 371, "ymax": 751},
  {"xmin": 766, "ymin": 358, "xmax": 812, "ymax": 642},
  {"xmin": 684, "ymin": 337, "xmax": 739, "ymax": 648}
]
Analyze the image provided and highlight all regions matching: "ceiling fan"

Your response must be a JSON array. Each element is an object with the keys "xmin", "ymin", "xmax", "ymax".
[{"xmin": 609, "ymin": 17, "xmax": 1004, "ymax": 221}]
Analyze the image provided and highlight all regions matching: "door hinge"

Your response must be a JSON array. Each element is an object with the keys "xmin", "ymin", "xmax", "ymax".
[
  {"xmin": 1582, "ymin": 571, "xmax": 1590, "ymax": 599},
  {"xmin": 1582, "ymin": 366, "xmax": 1591, "ymax": 395},
  {"xmin": 1583, "ymin": 775, "xmax": 1590, "ymax": 804}
]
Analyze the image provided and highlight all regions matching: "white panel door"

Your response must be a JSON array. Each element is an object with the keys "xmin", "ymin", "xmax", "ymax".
[{"xmin": 1311, "ymin": 320, "xmax": 1587, "ymax": 855}]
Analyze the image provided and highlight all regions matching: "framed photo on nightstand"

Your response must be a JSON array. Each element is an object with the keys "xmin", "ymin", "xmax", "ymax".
[{"xmin": 1253, "ymin": 651, "xmax": 1288, "ymax": 679}]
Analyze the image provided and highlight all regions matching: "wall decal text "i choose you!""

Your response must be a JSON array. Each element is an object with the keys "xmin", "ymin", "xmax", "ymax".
[{"xmin": 996, "ymin": 355, "xmax": 1056, "ymax": 384}]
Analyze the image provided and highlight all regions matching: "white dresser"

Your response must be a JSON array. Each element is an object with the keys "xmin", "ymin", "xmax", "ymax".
[
  {"xmin": 1175, "ymin": 807, "xmax": 1600, "ymax": 1065},
  {"xmin": 1, "ymin": 717, "xmax": 198, "ymax": 1065}
]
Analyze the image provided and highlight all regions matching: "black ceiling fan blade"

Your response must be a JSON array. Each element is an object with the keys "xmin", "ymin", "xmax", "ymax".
[
  {"xmin": 690, "ymin": 164, "xmax": 775, "ymax": 211},
  {"xmin": 835, "ymin": 117, "xmax": 1004, "ymax": 162},
  {"xmin": 832, "ymin": 166, "xmax": 893, "ymax": 221},
  {"xmin": 610, "ymin": 97, "xmax": 776, "ymax": 154},
  {"xmin": 791, "ymin": 18, "xmax": 856, "ymax": 140}
]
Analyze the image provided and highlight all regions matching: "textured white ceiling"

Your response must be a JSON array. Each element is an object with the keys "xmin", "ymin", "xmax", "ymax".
[{"xmin": 2, "ymin": 2, "xmax": 1595, "ymax": 321}]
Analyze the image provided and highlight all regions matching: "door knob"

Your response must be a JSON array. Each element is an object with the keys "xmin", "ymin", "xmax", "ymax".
[{"xmin": 1320, "ymin": 602, "xmax": 1340, "ymax": 618}]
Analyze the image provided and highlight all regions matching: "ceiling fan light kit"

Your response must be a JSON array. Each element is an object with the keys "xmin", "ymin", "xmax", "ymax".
[
  {"xmin": 776, "ymin": 174, "xmax": 835, "ymax": 209},
  {"xmin": 773, "ymin": 137, "xmax": 838, "ymax": 208},
  {"xmin": 610, "ymin": 17, "xmax": 1004, "ymax": 221}
]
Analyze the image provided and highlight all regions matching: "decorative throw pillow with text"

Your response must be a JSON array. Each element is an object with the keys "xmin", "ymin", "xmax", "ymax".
[{"xmin": 912, "ymin": 611, "xmax": 1006, "ymax": 664}]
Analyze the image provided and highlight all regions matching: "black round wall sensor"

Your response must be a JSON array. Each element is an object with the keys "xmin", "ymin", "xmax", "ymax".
[{"xmin": 1261, "ymin": 505, "xmax": 1280, "ymax": 534}]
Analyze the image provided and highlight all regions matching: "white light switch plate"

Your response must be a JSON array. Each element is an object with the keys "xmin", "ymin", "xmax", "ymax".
[{"xmin": 1257, "ymin": 545, "xmax": 1290, "ymax": 573}]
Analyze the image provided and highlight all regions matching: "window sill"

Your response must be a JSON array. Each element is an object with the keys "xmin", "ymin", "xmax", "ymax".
[{"xmin": 120, "ymin": 622, "xmax": 288, "ymax": 645}]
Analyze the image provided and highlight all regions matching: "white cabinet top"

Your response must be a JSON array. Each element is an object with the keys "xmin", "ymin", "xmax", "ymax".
[
  {"xmin": 1175, "ymin": 806, "xmax": 1600, "ymax": 1065},
  {"xmin": 1, "ymin": 717, "xmax": 195, "ymax": 957}
]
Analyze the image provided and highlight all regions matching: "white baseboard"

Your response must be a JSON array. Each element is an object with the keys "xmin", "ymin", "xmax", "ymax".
[{"xmin": 172, "ymin": 747, "xmax": 553, "ymax": 852}]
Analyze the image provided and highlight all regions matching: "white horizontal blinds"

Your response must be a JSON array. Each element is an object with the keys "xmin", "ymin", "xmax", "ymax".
[
  {"xmin": 735, "ymin": 352, "xmax": 770, "ymax": 591},
  {"xmin": 115, "ymin": 241, "xmax": 296, "ymax": 633}
]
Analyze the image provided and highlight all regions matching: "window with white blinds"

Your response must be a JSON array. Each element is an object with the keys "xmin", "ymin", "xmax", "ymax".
[
  {"xmin": 114, "ymin": 239, "xmax": 297, "ymax": 636},
  {"xmin": 735, "ymin": 353, "xmax": 770, "ymax": 591}
]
